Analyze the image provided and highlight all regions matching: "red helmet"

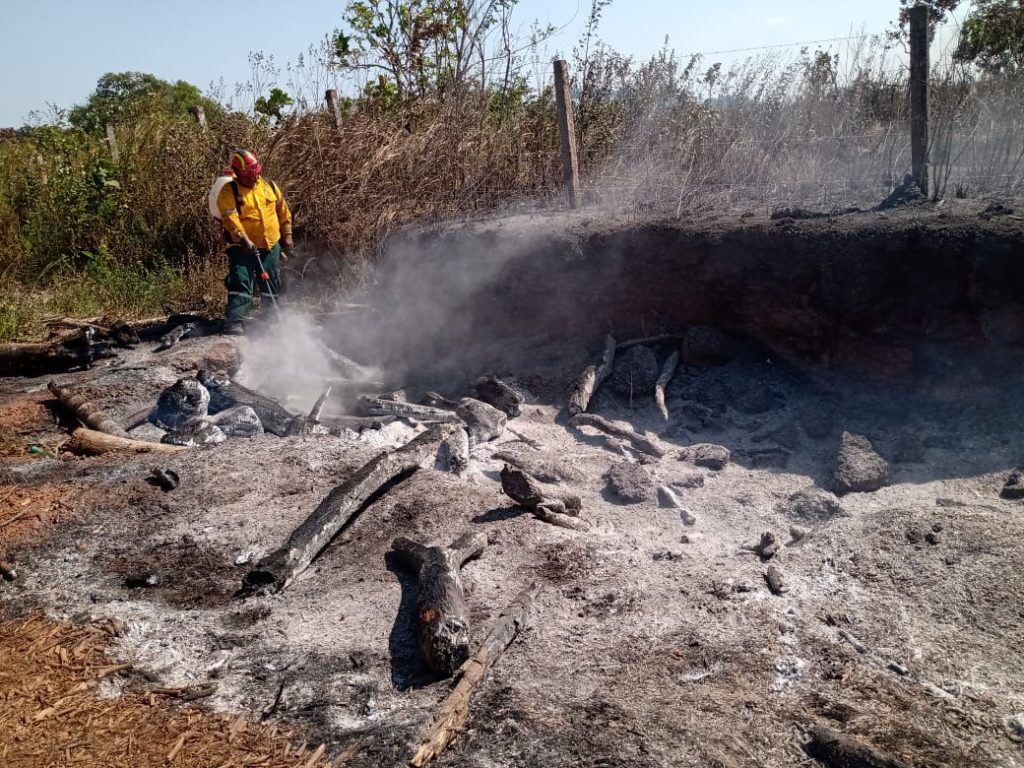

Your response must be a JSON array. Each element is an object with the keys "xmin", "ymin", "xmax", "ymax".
[{"xmin": 230, "ymin": 149, "xmax": 262, "ymax": 180}]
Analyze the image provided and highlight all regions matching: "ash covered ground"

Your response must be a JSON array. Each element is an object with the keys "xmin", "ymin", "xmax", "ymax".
[{"xmin": 2, "ymin": 204, "xmax": 1024, "ymax": 767}]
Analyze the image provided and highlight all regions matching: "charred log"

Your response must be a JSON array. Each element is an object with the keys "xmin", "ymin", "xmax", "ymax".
[
  {"xmin": 569, "ymin": 413, "xmax": 666, "ymax": 459},
  {"xmin": 409, "ymin": 583, "xmax": 540, "ymax": 767},
  {"xmin": 0, "ymin": 328, "xmax": 114, "ymax": 376},
  {"xmin": 48, "ymin": 382, "xmax": 130, "ymax": 438},
  {"xmin": 197, "ymin": 370, "xmax": 295, "ymax": 437},
  {"xmin": 66, "ymin": 427, "xmax": 187, "ymax": 456},
  {"xmin": 391, "ymin": 532, "xmax": 487, "ymax": 677},
  {"xmin": 359, "ymin": 396, "xmax": 461, "ymax": 423},
  {"xmin": 244, "ymin": 424, "xmax": 458, "ymax": 593},
  {"xmin": 568, "ymin": 334, "xmax": 616, "ymax": 415},
  {"xmin": 155, "ymin": 322, "xmax": 196, "ymax": 352},
  {"xmin": 472, "ymin": 376, "xmax": 525, "ymax": 417}
]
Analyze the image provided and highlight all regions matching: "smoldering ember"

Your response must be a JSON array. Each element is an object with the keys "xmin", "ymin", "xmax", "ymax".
[{"xmin": 2, "ymin": 199, "xmax": 1024, "ymax": 767}]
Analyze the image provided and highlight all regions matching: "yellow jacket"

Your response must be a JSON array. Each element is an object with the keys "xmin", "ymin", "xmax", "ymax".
[{"xmin": 218, "ymin": 177, "xmax": 293, "ymax": 249}]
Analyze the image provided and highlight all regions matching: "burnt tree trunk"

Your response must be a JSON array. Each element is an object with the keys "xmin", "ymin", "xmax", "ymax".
[
  {"xmin": 568, "ymin": 334, "xmax": 616, "ymax": 415},
  {"xmin": 66, "ymin": 427, "xmax": 187, "ymax": 456},
  {"xmin": 244, "ymin": 424, "xmax": 457, "ymax": 593},
  {"xmin": 391, "ymin": 532, "xmax": 487, "ymax": 677},
  {"xmin": 48, "ymin": 382, "xmax": 130, "ymax": 438},
  {"xmin": 409, "ymin": 583, "xmax": 540, "ymax": 767},
  {"xmin": 359, "ymin": 396, "xmax": 461, "ymax": 423}
]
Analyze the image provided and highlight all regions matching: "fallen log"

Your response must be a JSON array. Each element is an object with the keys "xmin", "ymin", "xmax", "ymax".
[
  {"xmin": 804, "ymin": 726, "xmax": 912, "ymax": 768},
  {"xmin": 66, "ymin": 427, "xmax": 187, "ymax": 456},
  {"xmin": 568, "ymin": 334, "xmax": 616, "ymax": 415},
  {"xmin": 316, "ymin": 340, "xmax": 377, "ymax": 380},
  {"xmin": 244, "ymin": 423, "xmax": 458, "ymax": 593},
  {"xmin": 391, "ymin": 532, "xmax": 487, "ymax": 677},
  {"xmin": 131, "ymin": 313, "xmax": 218, "ymax": 341},
  {"xmin": 359, "ymin": 396, "xmax": 461, "ymax": 423},
  {"xmin": 0, "ymin": 329, "xmax": 115, "ymax": 376},
  {"xmin": 569, "ymin": 413, "xmax": 666, "ymax": 459},
  {"xmin": 654, "ymin": 350, "xmax": 680, "ymax": 421},
  {"xmin": 409, "ymin": 582, "xmax": 540, "ymax": 768},
  {"xmin": 500, "ymin": 466, "xmax": 588, "ymax": 531},
  {"xmin": 48, "ymin": 382, "xmax": 130, "ymax": 438}
]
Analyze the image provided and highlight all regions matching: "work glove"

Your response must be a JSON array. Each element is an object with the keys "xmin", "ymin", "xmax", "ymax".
[{"xmin": 240, "ymin": 237, "xmax": 258, "ymax": 255}]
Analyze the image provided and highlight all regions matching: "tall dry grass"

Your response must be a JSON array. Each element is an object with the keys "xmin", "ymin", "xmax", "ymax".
[{"xmin": 1, "ymin": 30, "xmax": 1022, "ymax": 340}]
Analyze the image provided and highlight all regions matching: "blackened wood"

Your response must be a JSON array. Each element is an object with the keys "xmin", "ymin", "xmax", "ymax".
[
  {"xmin": 655, "ymin": 350, "xmax": 680, "ymax": 421},
  {"xmin": 198, "ymin": 370, "xmax": 296, "ymax": 436},
  {"xmin": 391, "ymin": 532, "xmax": 487, "ymax": 676},
  {"xmin": 48, "ymin": 382, "xmax": 130, "ymax": 438},
  {"xmin": 568, "ymin": 334, "xmax": 616, "ymax": 415},
  {"xmin": 409, "ymin": 583, "xmax": 540, "ymax": 767},
  {"xmin": 244, "ymin": 424, "xmax": 457, "ymax": 593},
  {"xmin": 500, "ymin": 466, "xmax": 588, "ymax": 530}
]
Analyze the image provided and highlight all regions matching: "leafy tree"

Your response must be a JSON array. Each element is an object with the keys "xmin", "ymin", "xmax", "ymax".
[
  {"xmin": 331, "ymin": 0, "xmax": 524, "ymax": 102},
  {"xmin": 955, "ymin": 0, "xmax": 1024, "ymax": 72},
  {"xmin": 254, "ymin": 87, "xmax": 295, "ymax": 121},
  {"xmin": 895, "ymin": 0, "xmax": 1023, "ymax": 72},
  {"xmin": 68, "ymin": 72, "xmax": 222, "ymax": 134}
]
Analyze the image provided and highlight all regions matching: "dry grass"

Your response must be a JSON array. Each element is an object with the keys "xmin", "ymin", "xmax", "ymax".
[{"xmin": 0, "ymin": 615, "xmax": 335, "ymax": 768}]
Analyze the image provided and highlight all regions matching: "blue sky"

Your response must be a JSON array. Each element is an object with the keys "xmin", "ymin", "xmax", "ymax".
[{"xmin": 0, "ymin": 0, "xmax": 950, "ymax": 126}]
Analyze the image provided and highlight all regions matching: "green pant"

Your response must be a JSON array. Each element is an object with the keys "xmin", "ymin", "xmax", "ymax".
[{"xmin": 224, "ymin": 242, "xmax": 282, "ymax": 321}]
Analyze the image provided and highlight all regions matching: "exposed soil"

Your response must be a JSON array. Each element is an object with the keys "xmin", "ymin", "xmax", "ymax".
[{"xmin": 2, "ymin": 204, "xmax": 1024, "ymax": 767}]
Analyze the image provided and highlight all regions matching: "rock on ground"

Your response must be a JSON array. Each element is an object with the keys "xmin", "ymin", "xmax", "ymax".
[
  {"xmin": 781, "ymin": 488, "xmax": 845, "ymax": 520},
  {"xmin": 456, "ymin": 397, "xmax": 507, "ymax": 446},
  {"xmin": 605, "ymin": 461, "xmax": 657, "ymax": 503},
  {"xmin": 612, "ymin": 346, "xmax": 659, "ymax": 402},
  {"xmin": 834, "ymin": 431, "xmax": 890, "ymax": 495},
  {"xmin": 678, "ymin": 443, "xmax": 730, "ymax": 470},
  {"xmin": 154, "ymin": 379, "xmax": 210, "ymax": 430}
]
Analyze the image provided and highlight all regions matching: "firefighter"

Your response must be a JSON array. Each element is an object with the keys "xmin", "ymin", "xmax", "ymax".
[{"xmin": 217, "ymin": 149, "xmax": 293, "ymax": 331}]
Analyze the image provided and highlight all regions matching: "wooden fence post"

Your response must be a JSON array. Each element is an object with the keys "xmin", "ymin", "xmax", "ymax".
[
  {"xmin": 909, "ymin": 4, "xmax": 930, "ymax": 197},
  {"xmin": 325, "ymin": 89, "xmax": 343, "ymax": 130},
  {"xmin": 105, "ymin": 124, "xmax": 119, "ymax": 165},
  {"xmin": 191, "ymin": 105, "xmax": 208, "ymax": 129},
  {"xmin": 553, "ymin": 59, "xmax": 582, "ymax": 209}
]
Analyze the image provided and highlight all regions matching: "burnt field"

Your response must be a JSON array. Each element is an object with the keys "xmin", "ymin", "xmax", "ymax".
[{"xmin": 2, "ymin": 200, "xmax": 1024, "ymax": 767}]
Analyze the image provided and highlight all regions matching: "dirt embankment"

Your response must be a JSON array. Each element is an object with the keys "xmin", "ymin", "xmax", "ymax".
[{"xmin": 340, "ymin": 201, "xmax": 1024, "ymax": 382}]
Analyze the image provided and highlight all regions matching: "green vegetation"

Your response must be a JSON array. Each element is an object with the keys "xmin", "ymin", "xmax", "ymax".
[{"xmin": 0, "ymin": 0, "xmax": 1022, "ymax": 341}]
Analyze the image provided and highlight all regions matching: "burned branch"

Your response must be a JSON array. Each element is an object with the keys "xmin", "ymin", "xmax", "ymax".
[
  {"xmin": 285, "ymin": 388, "xmax": 332, "ymax": 436},
  {"xmin": 500, "ymin": 466, "xmax": 588, "ymax": 531},
  {"xmin": 568, "ymin": 334, "xmax": 616, "ymax": 415},
  {"xmin": 409, "ymin": 583, "xmax": 540, "ymax": 768},
  {"xmin": 244, "ymin": 424, "xmax": 459, "ymax": 593},
  {"xmin": 569, "ymin": 413, "xmax": 666, "ymax": 459},
  {"xmin": 198, "ymin": 370, "xmax": 296, "ymax": 437},
  {"xmin": 391, "ymin": 532, "xmax": 487, "ymax": 677},
  {"xmin": 654, "ymin": 349, "xmax": 679, "ymax": 421}
]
